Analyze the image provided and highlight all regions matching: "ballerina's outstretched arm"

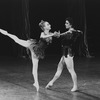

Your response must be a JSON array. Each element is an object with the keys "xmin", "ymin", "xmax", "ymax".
[
  {"xmin": 40, "ymin": 31, "xmax": 59, "ymax": 38},
  {"xmin": 0, "ymin": 29, "xmax": 31, "ymax": 48}
]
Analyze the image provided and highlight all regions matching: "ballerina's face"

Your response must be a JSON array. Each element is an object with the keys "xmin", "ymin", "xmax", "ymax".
[{"xmin": 43, "ymin": 22, "xmax": 51, "ymax": 31}]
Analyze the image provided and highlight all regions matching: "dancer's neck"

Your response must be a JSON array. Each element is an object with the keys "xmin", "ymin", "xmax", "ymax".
[{"xmin": 44, "ymin": 30, "xmax": 50, "ymax": 35}]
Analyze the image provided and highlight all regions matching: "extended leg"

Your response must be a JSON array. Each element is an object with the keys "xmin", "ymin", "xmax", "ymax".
[
  {"xmin": 64, "ymin": 55, "xmax": 78, "ymax": 92},
  {"xmin": 45, "ymin": 56, "xmax": 64, "ymax": 89},
  {"xmin": 31, "ymin": 53, "xmax": 39, "ymax": 91}
]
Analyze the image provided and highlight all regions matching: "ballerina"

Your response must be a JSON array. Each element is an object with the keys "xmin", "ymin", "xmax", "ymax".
[{"xmin": 0, "ymin": 20, "xmax": 58, "ymax": 91}]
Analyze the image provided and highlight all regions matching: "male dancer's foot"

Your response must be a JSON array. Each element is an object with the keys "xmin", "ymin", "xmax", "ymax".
[
  {"xmin": 71, "ymin": 86, "xmax": 78, "ymax": 92},
  {"xmin": 33, "ymin": 82, "xmax": 39, "ymax": 91}
]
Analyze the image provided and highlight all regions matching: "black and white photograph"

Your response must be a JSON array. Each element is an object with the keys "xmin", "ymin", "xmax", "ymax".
[{"xmin": 0, "ymin": 0, "xmax": 100, "ymax": 100}]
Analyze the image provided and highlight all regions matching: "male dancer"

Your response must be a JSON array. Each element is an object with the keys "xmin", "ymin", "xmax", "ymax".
[{"xmin": 46, "ymin": 18, "xmax": 82, "ymax": 92}]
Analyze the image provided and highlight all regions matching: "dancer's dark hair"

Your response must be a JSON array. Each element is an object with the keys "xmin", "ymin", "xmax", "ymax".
[{"xmin": 65, "ymin": 17, "xmax": 73, "ymax": 26}]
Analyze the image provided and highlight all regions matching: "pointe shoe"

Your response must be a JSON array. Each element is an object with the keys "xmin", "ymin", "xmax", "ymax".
[
  {"xmin": 45, "ymin": 81, "xmax": 53, "ymax": 89},
  {"xmin": 33, "ymin": 83, "xmax": 39, "ymax": 92},
  {"xmin": 71, "ymin": 86, "xmax": 78, "ymax": 92},
  {"xmin": 0, "ymin": 29, "xmax": 8, "ymax": 35}
]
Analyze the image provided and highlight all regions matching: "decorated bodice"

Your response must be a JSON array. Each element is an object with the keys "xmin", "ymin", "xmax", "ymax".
[{"xmin": 61, "ymin": 30, "xmax": 81, "ymax": 47}]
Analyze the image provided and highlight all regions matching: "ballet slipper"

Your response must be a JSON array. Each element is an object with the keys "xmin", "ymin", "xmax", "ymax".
[
  {"xmin": 0, "ymin": 29, "xmax": 8, "ymax": 35},
  {"xmin": 33, "ymin": 83, "xmax": 39, "ymax": 92},
  {"xmin": 45, "ymin": 81, "xmax": 53, "ymax": 89}
]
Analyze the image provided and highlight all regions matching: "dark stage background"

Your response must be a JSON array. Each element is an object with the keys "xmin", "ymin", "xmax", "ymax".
[{"xmin": 0, "ymin": 0, "xmax": 100, "ymax": 57}]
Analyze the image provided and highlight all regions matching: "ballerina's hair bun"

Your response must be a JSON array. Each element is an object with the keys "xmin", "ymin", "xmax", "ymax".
[
  {"xmin": 39, "ymin": 20, "xmax": 45, "ymax": 26},
  {"xmin": 39, "ymin": 20, "xmax": 46, "ymax": 30}
]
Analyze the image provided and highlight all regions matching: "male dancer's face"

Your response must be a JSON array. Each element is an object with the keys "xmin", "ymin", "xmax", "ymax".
[{"xmin": 65, "ymin": 20, "xmax": 71, "ymax": 29}]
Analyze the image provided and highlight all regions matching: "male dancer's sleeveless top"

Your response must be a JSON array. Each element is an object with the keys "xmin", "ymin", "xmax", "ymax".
[
  {"xmin": 29, "ymin": 37, "xmax": 52, "ymax": 59},
  {"xmin": 61, "ymin": 30, "xmax": 82, "ymax": 57}
]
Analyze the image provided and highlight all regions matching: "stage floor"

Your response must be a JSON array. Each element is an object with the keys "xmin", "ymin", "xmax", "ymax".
[{"xmin": 0, "ymin": 55, "xmax": 100, "ymax": 100}]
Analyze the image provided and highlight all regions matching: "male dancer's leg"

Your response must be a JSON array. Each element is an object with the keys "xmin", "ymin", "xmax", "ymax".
[
  {"xmin": 45, "ymin": 56, "xmax": 64, "ymax": 88},
  {"xmin": 31, "ymin": 52, "xmax": 39, "ymax": 91},
  {"xmin": 64, "ymin": 55, "xmax": 78, "ymax": 92}
]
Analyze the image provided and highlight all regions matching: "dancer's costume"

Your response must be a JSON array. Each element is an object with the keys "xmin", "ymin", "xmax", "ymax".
[
  {"xmin": 29, "ymin": 36, "xmax": 52, "ymax": 59},
  {"xmin": 61, "ymin": 30, "xmax": 82, "ymax": 57}
]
